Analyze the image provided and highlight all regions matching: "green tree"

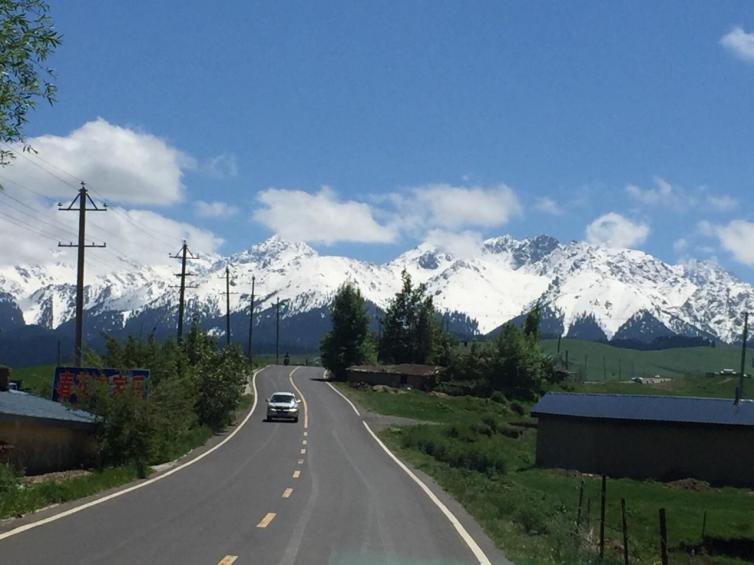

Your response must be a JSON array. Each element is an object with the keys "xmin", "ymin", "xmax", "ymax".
[
  {"xmin": 320, "ymin": 282, "xmax": 375, "ymax": 380},
  {"xmin": 523, "ymin": 303, "xmax": 541, "ymax": 342},
  {"xmin": 0, "ymin": 0, "xmax": 62, "ymax": 165},
  {"xmin": 194, "ymin": 344, "xmax": 247, "ymax": 431},
  {"xmin": 379, "ymin": 270, "xmax": 437, "ymax": 364}
]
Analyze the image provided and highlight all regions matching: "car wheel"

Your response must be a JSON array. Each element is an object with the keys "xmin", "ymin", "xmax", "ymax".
[{"xmin": 294, "ymin": 416, "xmax": 299, "ymax": 422}]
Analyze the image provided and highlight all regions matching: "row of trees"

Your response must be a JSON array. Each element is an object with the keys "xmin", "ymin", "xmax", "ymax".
[
  {"xmin": 320, "ymin": 271, "xmax": 553, "ymax": 398},
  {"xmin": 82, "ymin": 323, "xmax": 248, "ymax": 476}
]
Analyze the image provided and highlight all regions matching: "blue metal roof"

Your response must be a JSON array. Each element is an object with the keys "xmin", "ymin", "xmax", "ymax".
[
  {"xmin": 0, "ymin": 390, "xmax": 96, "ymax": 426},
  {"xmin": 531, "ymin": 392, "xmax": 754, "ymax": 427}
]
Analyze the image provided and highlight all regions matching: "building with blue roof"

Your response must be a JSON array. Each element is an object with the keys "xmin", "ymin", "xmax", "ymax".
[{"xmin": 531, "ymin": 392, "xmax": 754, "ymax": 486}]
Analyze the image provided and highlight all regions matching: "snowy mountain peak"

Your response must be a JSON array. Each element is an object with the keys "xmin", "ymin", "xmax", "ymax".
[
  {"xmin": 232, "ymin": 235, "xmax": 317, "ymax": 265},
  {"xmin": 1, "ymin": 232, "xmax": 753, "ymax": 346}
]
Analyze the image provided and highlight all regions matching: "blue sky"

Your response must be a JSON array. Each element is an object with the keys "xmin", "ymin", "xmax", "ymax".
[{"xmin": 3, "ymin": 1, "xmax": 754, "ymax": 280}]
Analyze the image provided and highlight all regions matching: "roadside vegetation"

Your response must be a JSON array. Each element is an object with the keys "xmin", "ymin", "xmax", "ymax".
[
  {"xmin": 321, "ymin": 277, "xmax": 754, "ymax": 563},
  {"xmin": 340, "ymin": 384, "xmax": 754, "ymax": 564},
  {"xmin": 0, "ymin": 323, "xmax": 252, "ymax": 520}
]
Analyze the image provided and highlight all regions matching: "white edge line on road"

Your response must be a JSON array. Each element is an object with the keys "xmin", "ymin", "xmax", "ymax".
[
  {"xmin": 361, "ymin": 420, "xmax": 492, "ymax": 565},
  {"xmin": 322, "ymin": 370, "xmax": 489, "ymax": 565},
  {"xmin": 325, "ymin": 380, "xmax": 361, "ymax": 416},
  {"xmin": 0, "ymin": 367, "xmax": 269, "ymax": 542}
]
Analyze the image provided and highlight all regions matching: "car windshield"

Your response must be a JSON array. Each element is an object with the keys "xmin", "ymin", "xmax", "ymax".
[{"xmin": 270, "ymin": 394, "xmax": 294, "ymax": 404}]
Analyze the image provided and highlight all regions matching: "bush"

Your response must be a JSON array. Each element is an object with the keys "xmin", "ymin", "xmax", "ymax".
[
  {"xmin": 0, "ymin": 464, "xmax": 18, "ymax": 495},
  {"xmin": 402, "ymin": 425, "xmax": 508, "ymax": 476},
  {"xmin": 195, "ymin": 345, "xmax": 247, "ymax": 431}
]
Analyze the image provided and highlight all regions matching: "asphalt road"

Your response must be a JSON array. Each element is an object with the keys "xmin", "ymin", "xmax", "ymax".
[{"xmin": 0, "ymin": 366, "xmax": 504, "ymax": 564}]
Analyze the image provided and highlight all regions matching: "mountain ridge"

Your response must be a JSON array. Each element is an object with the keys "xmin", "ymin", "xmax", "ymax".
[{"xmin": 1, "ymin": 234, "xmax": 752, "ymax": 358}]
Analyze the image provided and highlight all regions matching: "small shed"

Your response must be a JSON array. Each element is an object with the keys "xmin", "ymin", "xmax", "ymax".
[
  {"xmin": 531, "ymin": 392, "xmax": 754, "ymax": 487},
  {"xmin": 0, "ymin": 389, "xmax": 97, "ymax": 475},
  {"xmin": 346, "ymin": 364, "xmax": 442, "ymax": 390}
]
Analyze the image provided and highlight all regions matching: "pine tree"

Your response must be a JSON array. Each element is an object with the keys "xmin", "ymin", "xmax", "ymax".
[
  {"xmin": 320, "ymin": 282, "xmax": 374, "ymax": 380},
  {"xmin": 379, "ymin": 270, "xmax": 438, "ymax": 364}
]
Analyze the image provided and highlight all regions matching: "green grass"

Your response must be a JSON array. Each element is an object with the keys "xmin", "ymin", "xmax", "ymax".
[
  {"xmin": 4, "ymin": 364, "xmax": 56, "ymax": 396},
  {"xmin": 567, "ymin": 375, "xmax": 743, "ymax": 399},
  {"xmin": 340, "ymin": 383, "xmax": 754, "ymax": 564},
  {"xmin": 539, "ymin": 338, "xmax": 746, "ymax": 380},
  {"xmin": 0, "ymin": 465, "xmax": 140, "ymax": 520}
]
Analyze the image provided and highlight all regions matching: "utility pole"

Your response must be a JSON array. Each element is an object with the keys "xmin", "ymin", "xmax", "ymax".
[
  {"xmin": 170, "ymin": 241, "xmax": 198, "ymax": 342},
  {"xmin": 740, "ymin": 312, "xmax": 749, "ymax": 400},
  {"xmin": 58, "ymin": 182, "xmax": 106, "ymax": 366},
  {"xmin": 247, "ymin": 275, "xmax": 255, "ymax": 364},
  {"xmin": 219, "ymin": 266, "xmax": 237, "ymax": 348},
  {"xmin": 276, "ymin": 296, "xmax": 280, "ymax": 364}
]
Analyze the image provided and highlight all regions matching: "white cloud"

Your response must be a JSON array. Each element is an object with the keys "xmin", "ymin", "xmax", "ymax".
[
  {"xmin": 720, "ymin": 26, "xmax": 754, "ymax": 62},
  {"xmin": 0, "ymin": 194, "xmax": 222, "ymax": 271},
  {"xmin": 706, "ymin": 194, "xmax": 738, "ymax": 212},
  {"xmin": 2, "ymin": 118, "xmax": 193, "ymax": 205},
  {"xmin": 713, "ymin": 220, "xmax": 754, "ymax": 266},
  {"xmin": 194, "ymin": 200, "xmax": 239, "ymax": 218},
  {"xmin": 535, "ymin": 197, "xmax": 563, "ymax": 215},
  {"xmin": 424, "ymin": 229, "xmax": 483, "ymax": 258},
  {"xmin": 625, "ymin": 177, "xmax": 680, "ymax": 207},
  {"xmin": 252, "ymin": 186, "xmax": 396, "ymax": 245},
  {"xmin": 410, "ymin": 184, "xmax": 522, "ymax": 230},
  {"xmin": 673, "ymin": 238, "xmax": 688, "ymax": 253},
  {"xmin": 202, "ymin": 153, "xmax": 238, "ymax": 179},
  {"xmin": 585, "ymin": 212, "xmax": 650, "ymax": 249}
]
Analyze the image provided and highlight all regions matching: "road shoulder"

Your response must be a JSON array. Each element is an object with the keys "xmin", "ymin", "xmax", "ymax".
[{"xmin": 330, "ymin": 382, "xmax": 512, "ymax": 565}]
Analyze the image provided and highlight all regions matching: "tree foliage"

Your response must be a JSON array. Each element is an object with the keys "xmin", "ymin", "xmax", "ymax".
[
  {"xmin": 320, "ymin": 282, "xmax": 375, "ymax": 379},
  {"xmin": 379, "ymin": 270, "xmax": 439, "ymax": 364},
  {"xmin": 0, "ymin": 0, "xmax": 61, "ymax": 164},
  {"xmin": 444, "ymin": 305, "xmax": 554, "ymax": 399},
  {"xmin": 83, "ymin": 325, "xmax": 249, "ymax": 475}
]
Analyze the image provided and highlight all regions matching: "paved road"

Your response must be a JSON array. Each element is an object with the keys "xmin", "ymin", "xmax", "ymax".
[{"xmin": 0, "ymin": 366, "xmax": 503, "ymax": 564}]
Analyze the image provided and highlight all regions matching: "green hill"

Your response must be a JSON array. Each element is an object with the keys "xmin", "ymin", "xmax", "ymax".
[{"xmin": 541, "ymin": 338, "xmax": 747, "ymax": 380}]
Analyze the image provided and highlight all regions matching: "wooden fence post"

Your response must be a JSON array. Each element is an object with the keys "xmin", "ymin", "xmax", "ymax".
[
  {"xmin": 701, "ymin": 510, "xmax": 707, "ymax": 539},
  {"xmin": 659, "ymin": 508, "xmax": 668, "ymax": 565},
  {"xmin": 621, "ymin": 498, "xmax": 629, "ymax": 565},
  {"xmin": 576, "ymin": 480, "xmax": 585, "ymax": 530},
  {"xmin": 600, "ymin": 475, "xmax": 607, "ymax": 559}
]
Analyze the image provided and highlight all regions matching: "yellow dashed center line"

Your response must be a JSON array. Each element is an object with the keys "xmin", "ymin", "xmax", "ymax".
[
  {"xmin": 293, "ymin": 470, "xmax": 301, "ymax": 479},
  {"xmin": 218, "ymin": 556, "xmax": 238, "ymax": 565},
  {"xmin": 282, "ymin": 488, "xmax": 293, "ymax": 498},
  {"xmin": 257, "ymin": 512, "xmax": 276, "ymax": 528},
  {"xmin": 304, "ymin": 431, "xmax": 308, "ymax": 437},
  {"xmin": 300, "ymin": 448, "xmax": 306, "ymax": 455},
  {"xmin": 302, "ymin": 439, "xmax": 307, "ymax": 445},
  {"xmin": 298, "ymin": 458, "xmax": 304, "ymax": 465}
]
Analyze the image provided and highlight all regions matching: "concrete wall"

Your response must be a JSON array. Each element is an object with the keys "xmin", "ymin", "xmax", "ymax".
[
  {"xmin": 0, "ymin": 416, "xmax": 97, "ymax": 475},
  {"xmin": 536, "ymin": 416, "xmax": 754, "ymax": 487}
]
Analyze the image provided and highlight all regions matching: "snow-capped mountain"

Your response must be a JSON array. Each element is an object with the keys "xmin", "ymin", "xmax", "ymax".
[{"xmin": 1, "ymin": 234, "xmax": 753, "ymax": 357}]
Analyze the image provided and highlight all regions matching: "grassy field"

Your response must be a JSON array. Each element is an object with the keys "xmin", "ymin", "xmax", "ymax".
[
  {"xmin": 339, "ymin": 383, "xmax": 754, "ymax": 564},
  {"xmin": 539, "ymin": 338, "xmax": 746, "ymax": 380},
  {"xmin": 4, "ymin": 364, "xmax": 56, "ymax": 397}
]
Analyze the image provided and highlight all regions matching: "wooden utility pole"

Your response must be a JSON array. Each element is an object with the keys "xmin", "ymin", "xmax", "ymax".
[
  {"xmin": 219, "ymin": 266, "xmax": 237, "ymax": 347},
  {"xmin": 247, "ymin": 275, "xmax": 255, "ymax": 364},
  {"xmin": 275, "ymin": 296, "xmax": 280, "ymax": 364},
  {"xmin": 170, "ymin": 241, "xmax": 197, "ymax": 342},
  {"xmin": 740, "ymin": 312, "xmax": 749, "ymax": 400},
  {"xmin": 58, "ymin": 182, "xmax": 106, "ymax": 366}
]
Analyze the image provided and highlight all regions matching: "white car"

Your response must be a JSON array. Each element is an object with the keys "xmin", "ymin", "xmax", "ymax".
[{"xmin": 266, "ymin": 392, "xmax": 300, "ymax": 422}]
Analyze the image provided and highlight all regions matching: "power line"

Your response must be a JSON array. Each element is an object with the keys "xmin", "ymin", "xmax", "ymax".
[{"xmin": 0, "ymin": 191, "xmax": 80, "ymax": 239}]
